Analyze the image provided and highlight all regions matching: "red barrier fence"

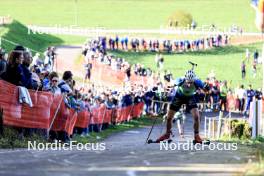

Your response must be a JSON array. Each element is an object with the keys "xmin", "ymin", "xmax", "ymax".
[
  {"xmin": 0, "ymin": 80, "xmax": 53, "ymax": 129},
  {"xmin": 0, "ymin": 80, "xmax": 145, "ymax": 136},
  {"xmin": 75, "ymin": 110, "xmax": 91, "ymax": 128},
  {"xmin": 90, "ymin": 60, "xmax": 157, "ymax": 87}
]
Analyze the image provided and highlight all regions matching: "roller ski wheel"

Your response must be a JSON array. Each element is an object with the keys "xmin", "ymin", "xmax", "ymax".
[
  {"xmin": 192, "ymin": 139, "xmax": 210, "ymax": 145},
  {"xmin": 147, "ymin": 139, "xmax": 172, "ymax": 144}
]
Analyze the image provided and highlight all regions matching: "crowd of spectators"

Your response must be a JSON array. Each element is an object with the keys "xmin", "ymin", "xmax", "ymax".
[
  {"xmin": 82, "ymin": 37, "xmax": 262, "ymax": 117},
  {"xmin": 101, "ymin": 34, "xmax": 229, "ymax": 53}
]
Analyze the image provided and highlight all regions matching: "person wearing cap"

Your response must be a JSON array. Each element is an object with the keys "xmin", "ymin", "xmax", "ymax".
[
  {"xmin": 155, "ymin": 69, "xmax": 210, "ymax": 143},
  {"xmin": 45, "ymin": 72, "xmax": 61, "ymax": 95}
]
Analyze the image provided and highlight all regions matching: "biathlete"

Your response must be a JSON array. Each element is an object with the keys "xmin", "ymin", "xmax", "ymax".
[{"xmin": 155, "ymin": 69, "xmax": 210, "ymax": 144}]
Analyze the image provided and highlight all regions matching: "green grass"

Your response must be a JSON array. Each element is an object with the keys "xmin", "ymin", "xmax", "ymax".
[
  {"xmin": 0, "ymin": 20, "xmax": 63, "ymax": 54},
  {"xmin": 109, "ymin": 43, "xmax": 263, "ymax": 89},
  {"xmin": 218, "ymin": 136, "xmax": 264, "ymax": 175},
  {"xmin": 0, "ymin": 127, "xmax": 47, "ymax": 148},
  {"xmin": 0, "ymin": 20, "xmax": 86, "ymax": 54},
  {"xmin": 0, "ymin": 0, "xmax": 258, "ymax": 32}
]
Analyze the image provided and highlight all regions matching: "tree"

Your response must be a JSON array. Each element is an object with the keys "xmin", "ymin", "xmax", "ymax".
[{"xmin": 167, "ymin": 11, "xmax": 193, "ymax": 28}]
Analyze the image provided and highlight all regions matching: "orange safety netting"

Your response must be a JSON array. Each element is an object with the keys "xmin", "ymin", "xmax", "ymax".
[
  {"xmin": 103, "ymin": 109, "xmax": 112, "ymax": 123},
  {"xmin": 89, "ymin": 60, "xmax": 156, "ymax": 87},
  {"xmin": 0, "ymin": 80, "xmax": 53, "ymax": 129},
  {"xmin": 51, "ymin": 101, "xmax": 78, "ymax": 135},
  {"xmin": 90, "ymin": 105, "xmax": 106, "ymax": 124},
  {"xmin": 131, "ymin": 102, "xmax": 144, "ymax": 118},
  {"xmin": 75, "ymin": 110, "xmax": 91, "ymax": 128},
  {"xmin": 0, "ymin": 80, "xmax": 161, "ymax": 137},
  {"xmin": 115, "ymin": 105, "xmax": 133, "ymax": 123}
]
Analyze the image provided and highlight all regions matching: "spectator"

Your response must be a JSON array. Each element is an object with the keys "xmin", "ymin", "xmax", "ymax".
[
  {"xmin": 58, "ymin": 71, "xmax": 73, "ymax": 93},
  {"xmin": 241, "ymin": 61, "xmax": 246, "ymax": 79},
  {"xmin": 84, "ymin": 62, "xmax": 92, "ymax": 82},
  {"xmin": 236, "ymin": 84, "xmax": 246, "ymax": 113},
  {"xmin": 125, "ymin": 65, "xmax": 131, "ymax": 82},
  {"xmin": 210, "ymin": 80, "xmax": 220, "ymax": 111},
  {"xmin": 46, "ymin": 72, "xmax": 61, "ymax": 95},
  {"xmin": 31, "ymin": 53, "xmax": 43, "ymax": 68},
  {"xmin": 1, "ymin": 45, "xmax": 25, "ymax": 86},
  {"xmin": 219, "ymin": 81, "xmax": 228, "ymax": 111},
  {"xmin": 158, "ymin": 54, "xmax": 164, "ymax": 70},
  {"xmin": 0, "ymin": 49, "xmax": 7, "ymax": 77},
  {"xmin": 40, "ymin": 70, "xmax": 50, "ymax": 91},
  {"xmin": 21, "ymin": 50, "xmax": 39, "ymax": 89},
  {"xmin": 253, "ymin": 49, "xmax": 259, "ymax": 63},
  {"xmin": 245, "ymin": 84, "xmax": 255, "ymax": 116}
]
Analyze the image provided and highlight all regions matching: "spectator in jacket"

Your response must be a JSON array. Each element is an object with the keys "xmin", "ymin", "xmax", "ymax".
[
  {"xmin": 58, "ymin": 71, "xmax": 73, "ymax": 93},
  {"xmin": 46, "ymin": 72, "xmax": 61, "ymax": 95},
  {"xmin": 21, "ymin": 50, "xmax": 39, "ymax": 89},
  {"xmin": 0, "ymin": 49, "xmax": 7, "ymax": 77},
  {"xmin": 2, "ymin": 45, "xmax": 25, "ymax": 86}
]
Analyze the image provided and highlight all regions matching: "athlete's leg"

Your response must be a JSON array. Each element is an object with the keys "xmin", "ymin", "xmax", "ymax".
[
  {"xmin": 190, "ymin": 108, "xmax": 200, "ymax": 135},
  {"xmin": 156, "ymin": 97, "xmax": 182, "ymax": 142},
  {"xmin": 166, "ymin": 109, "xmax": 176, "ymax": 133}
]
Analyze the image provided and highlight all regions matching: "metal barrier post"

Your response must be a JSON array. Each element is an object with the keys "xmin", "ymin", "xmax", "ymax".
[
  {"xmin": 208, "ymin": 117, "xmax": 211, "ymax": 138},
  {"xmin": 228, "ymin": 111, "xmax": 231, "ymax": 140},
  {"xmin": 204, "ymin": 116, "xmax": 207, "ymax": 138},
  {"xmin": 217, "ymin": 111, "xmax": 223, "ymax": 139},
  {"xmin": 47, "ymin": 96, "xmax": 64, "ymax": 139}
]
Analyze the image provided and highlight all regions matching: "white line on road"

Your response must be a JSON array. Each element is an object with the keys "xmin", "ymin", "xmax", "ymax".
[{"xmin": 46, "ymin": 164, "xmax": 247, "ymax": 173}]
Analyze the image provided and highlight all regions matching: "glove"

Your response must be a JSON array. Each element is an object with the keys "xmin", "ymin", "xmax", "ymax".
[{"xmin": 203, "ymin": 83, "xmax": 210, "ymax": 92}]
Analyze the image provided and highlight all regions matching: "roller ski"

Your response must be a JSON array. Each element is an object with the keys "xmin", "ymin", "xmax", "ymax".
[
  {"xmin": 192, "ymin": 134, "xmax": 210, "ymax": 145},
  {"xmin": 147, "ymin": 131, "xmax": 173, "ymax": 144}
]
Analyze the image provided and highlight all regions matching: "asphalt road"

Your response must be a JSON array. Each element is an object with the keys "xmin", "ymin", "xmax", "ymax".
[{"xmin": 0, "ymin": 113, "xmax": 256, "ymax": 176}]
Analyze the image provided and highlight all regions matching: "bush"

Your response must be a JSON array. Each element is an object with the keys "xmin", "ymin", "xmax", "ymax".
[
  {"xmin": 230, "ymin": 119, "xmax": 251, "ymax": 139},
  {"xmin": 167, "ymin": 10, "xmax": 193, "ymax": 28}
]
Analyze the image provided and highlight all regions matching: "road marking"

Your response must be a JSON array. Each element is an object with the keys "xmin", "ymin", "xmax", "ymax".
[{"xmin": 46, "ymin": 164, "xmax": 247, "ymax": 173}]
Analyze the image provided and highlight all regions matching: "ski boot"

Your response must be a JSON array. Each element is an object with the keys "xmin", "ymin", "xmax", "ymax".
[
  {"xmin": 192, "ymin": 134, "xmax": 210, "ymax": 145},
  {"xmin": 148, "ymin": 131, "xmax": 173, "ymax": 144}
]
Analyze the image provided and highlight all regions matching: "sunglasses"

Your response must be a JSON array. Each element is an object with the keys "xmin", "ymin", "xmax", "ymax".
[
  {"xmin": 52, "ymin": 80, "xmax": 58, "ymax": 82},
  {"xmin": 185, "ymin": 81, "xmax": 194, "ymax": 84}
]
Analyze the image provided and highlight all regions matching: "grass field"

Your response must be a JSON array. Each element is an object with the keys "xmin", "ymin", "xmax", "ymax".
[
  {"xmin": 0, "ymin": 20, "xmax": 86, "ymax": 53},
  {"xmin": 110, "ymin": 43, "xmax": 263, "ymax": 89},
  {"xmin": 0, "ymin": 0, "xmax": 257, "ymax": 31}
]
